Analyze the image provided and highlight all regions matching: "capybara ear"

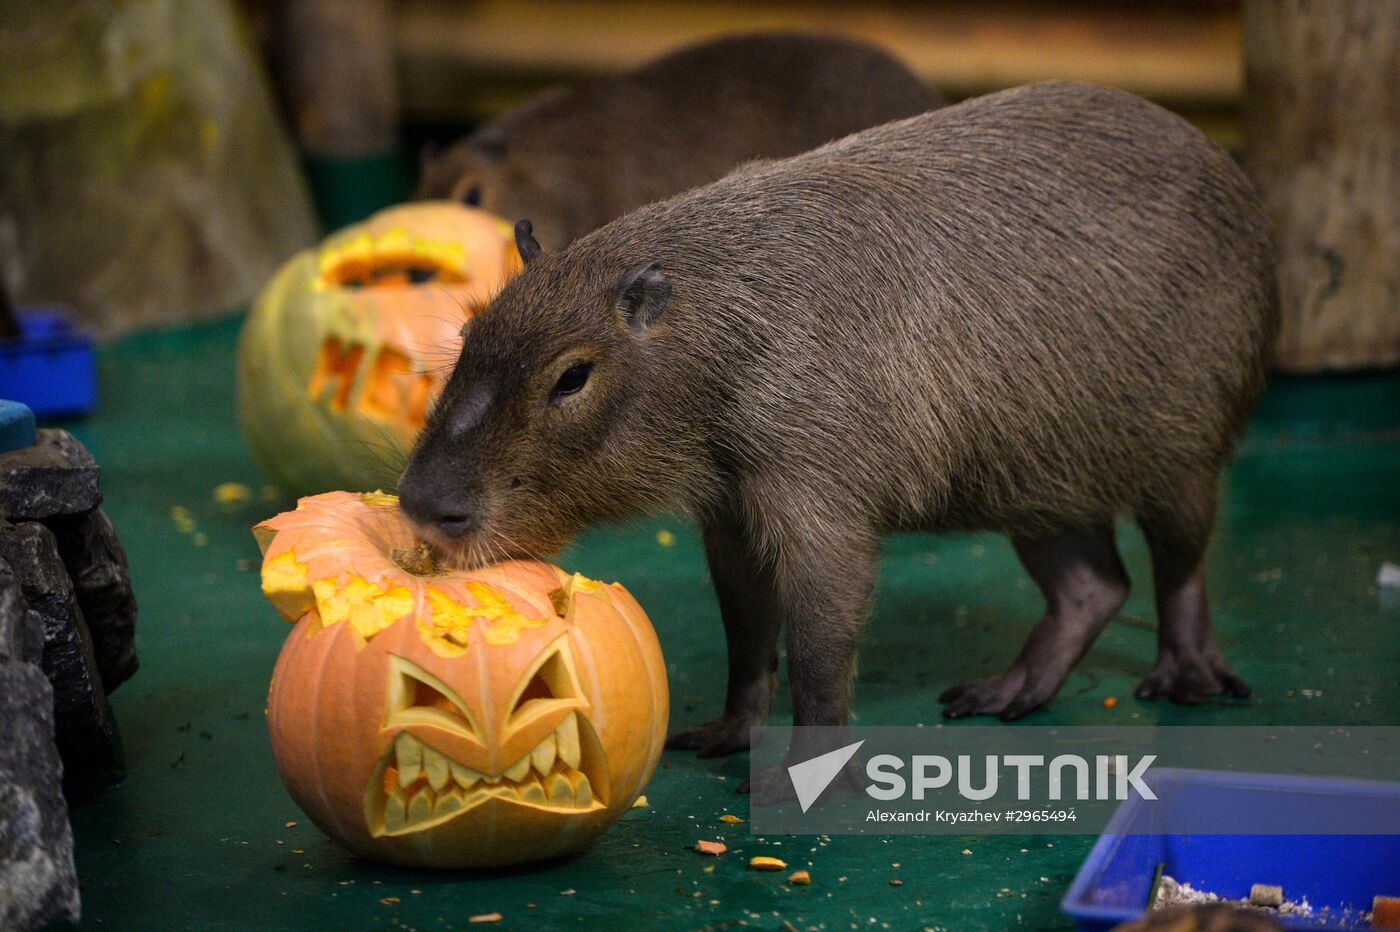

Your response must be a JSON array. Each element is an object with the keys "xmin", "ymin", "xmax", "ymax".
[
  {"xmin": 469, "ymin": 126, "xmax": 508, "ymax": 163},
  {"xmin": 514, "ymin": 219, "xmax": 543, "ymax": 265},
  {"xmin": 611, "ymin": 262, "xmax": 671, "ymax": 330}
]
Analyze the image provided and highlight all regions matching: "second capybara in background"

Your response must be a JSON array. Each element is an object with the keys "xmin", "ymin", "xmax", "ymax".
[{"xmin": 416, "ymin": 32, "xmax": 943, "ymax": 248}]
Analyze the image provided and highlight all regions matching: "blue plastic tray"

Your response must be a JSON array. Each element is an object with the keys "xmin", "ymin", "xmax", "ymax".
[
  {"xmin": 0, "ymin": 308, "xmax": 96, "ymax": 418},
  {"xmin": 1063, "ymin": 768, "xmax": 1400, "ymax": 930}
]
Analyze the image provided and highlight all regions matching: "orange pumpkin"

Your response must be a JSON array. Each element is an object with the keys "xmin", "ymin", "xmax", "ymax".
[
  {"xmin": 237, "ymin": 203, "xmax": 523, "ymax": 495},
  {"xmin": 254, "ymin": 491, "xmax": 668, "ymax": 868}
]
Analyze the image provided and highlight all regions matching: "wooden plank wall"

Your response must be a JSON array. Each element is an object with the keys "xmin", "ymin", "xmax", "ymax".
[{"xmin": 392, "ymin": 0, "xmax": 1242, "ymax": 141}]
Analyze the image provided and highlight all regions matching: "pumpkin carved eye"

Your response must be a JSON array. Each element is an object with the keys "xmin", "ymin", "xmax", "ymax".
[
  {"xmin": 508, "ymin": 638, "xmax": 585, "ymax": 728},
  {"xmin": 550, "ymin": 362, "xmax": 592, "ymax": 403},
  {"xmin": 385, "ymin": 655, "xmax": 484, "ymax": 743}
]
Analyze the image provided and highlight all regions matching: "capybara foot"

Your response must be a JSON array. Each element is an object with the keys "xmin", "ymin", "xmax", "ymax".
[
  {"xmin": 1136, "ymin": 652, "xmax": 1250, "ymax": 703},
  {"xmin": 939, "ymin": 666, "xmax": 1060, "ymax": 721},
  {"xmin": 739, "ymin": 756, "xmax": 863, "ymax": 806},
  {"xmin": 666, "ymin": 714, "xmax": 763, "ymax": 757},
  {"xmin": 739, "ymin": 763, "xmax": 794, "ymax": 804}
]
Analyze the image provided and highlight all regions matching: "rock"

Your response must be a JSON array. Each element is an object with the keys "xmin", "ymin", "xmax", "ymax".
[
  {"xmin": 50, "ymin": 509, "xmax": 138, "ymax": 692},
  {"xmin": 0, "ymin": 661, "xmax": 81, "ymax": 929},
  {"xmin": 0, "ymin": 521, "xmax": 115, "ymax": 771},
  {"xmin": 0, "ymin": 430, "xmax": 101, "ymax": 521},
  {"xmin": 31, "ymin": 431, "xmax": 96, "ymax": 472},
  {"xmin": 0, "ymin": 560, "xmax": 43, "ymax": 665}
]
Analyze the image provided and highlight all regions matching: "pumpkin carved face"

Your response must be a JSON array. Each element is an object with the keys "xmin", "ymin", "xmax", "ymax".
[
  {"xmin": 237, "ymin": 203, "xmax": 523, "ymax": 495},
  {"xmin": 255, "ymin": 492, "xmax": 668, "ymax": 867}
]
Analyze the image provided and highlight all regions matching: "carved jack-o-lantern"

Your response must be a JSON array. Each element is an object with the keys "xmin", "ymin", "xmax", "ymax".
[
  {"xmin": 255, "ymin": 492, "xmax": 668, "ymax": 868},
  {"xmin": 237, "ymin": 203, "xmax": 523, "ymax": 495}
]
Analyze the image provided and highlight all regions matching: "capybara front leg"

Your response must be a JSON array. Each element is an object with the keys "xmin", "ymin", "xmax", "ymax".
[
  {"xmin": 742, "ymin": 531, "xmax": 874, "ymax": 805},
  {"xmin": 667, "ymin": 516, "xmax": 780, "ymax": 756}
]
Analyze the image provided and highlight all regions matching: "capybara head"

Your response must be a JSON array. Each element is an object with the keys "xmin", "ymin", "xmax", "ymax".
[
  {"xmin": 415, "ymin": 107, "xmax": 591, "ymax": 250},
  {"xmin": 397, "ymin": 221, "xmax": 677, "ymax": 566},
  {"xmin": 416, "ymin": 129, "xmax": 508, "ymax": 211}
]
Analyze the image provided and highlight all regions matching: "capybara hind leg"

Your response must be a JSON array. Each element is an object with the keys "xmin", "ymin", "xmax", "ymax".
[
  {"xmin": 667, "ymin": 516, "xmax": 780, "ymax": 756},
  {"xmin": 941, "ymin": 527, "xmax": 1129, "ymax": 720},
  {"xmin": 1135, "ymin": 472, "xmax": 1250, "ymax": 703}
]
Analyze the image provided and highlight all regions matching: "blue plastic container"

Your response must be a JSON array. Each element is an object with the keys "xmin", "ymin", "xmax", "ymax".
[
  {"xmin": 0, "ymin": 399, "xmax": 36, "ymax": 452},
  {"xmin": 1063, "ymin": 769, "xmax": 1400, "ymax": 930},
  {"xmin": 0, "ymin": 308, "xmax": 96, "ymax": 418}
]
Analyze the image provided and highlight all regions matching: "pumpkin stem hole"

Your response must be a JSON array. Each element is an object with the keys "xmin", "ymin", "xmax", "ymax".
[{"xmin": 391, "ymin": 542, "xmax": 446, "ymax": 576}]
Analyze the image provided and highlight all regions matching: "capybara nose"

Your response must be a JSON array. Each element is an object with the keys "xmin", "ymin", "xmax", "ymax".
[
  {"xmin": 405, "ymin": 498, "xmax": 481, "ymax": 540},
  {"xmin": 397, "ymin": 475, "xmax": 481, "ymax": 540},
  {"xmin": 431, "ymin": 510, "xmax": 481, "ymax": 539}
]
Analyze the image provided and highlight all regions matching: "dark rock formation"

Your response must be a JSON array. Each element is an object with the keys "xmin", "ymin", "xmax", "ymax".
[
  {"xmin": 0, "ymin": 660, "xmax": 80, "ymax": 929},
  {"xmin": 0, "ymin": 424, "xmax": 138, "ymax": 928},
  {"xmin": 0, "ymin": 560, "xmax": 43, "ymax": 665},
  {"xmin": 51, "ymin": 509, "xmax": 138, "ymax": 691},
  {"xmin": 0, "ymin": 521, "xmax": 115, "ymax": 772},
  {"xmin": 0, "ymin": 429, "xmax": 101, "ymax": 521}
]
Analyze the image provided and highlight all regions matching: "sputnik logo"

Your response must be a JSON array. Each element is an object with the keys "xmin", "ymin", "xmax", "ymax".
[{"xmin": 787, "ymin": 740, "xmax": 865, "ymax": 813}]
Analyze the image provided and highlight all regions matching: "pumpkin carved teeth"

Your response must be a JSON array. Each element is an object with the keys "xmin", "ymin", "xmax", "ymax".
[{"xmin": 369, "ymin": 712, "xmax": 602, "ymax": 836}]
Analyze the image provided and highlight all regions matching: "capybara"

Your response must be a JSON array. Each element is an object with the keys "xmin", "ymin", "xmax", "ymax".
[
  {"xmin": 398, "ymin": 82, "xmax": 1277, "ymax": 799},
  {"xmin": 416, "ymin": 32, "xmax": 943, "ymax": 249}
]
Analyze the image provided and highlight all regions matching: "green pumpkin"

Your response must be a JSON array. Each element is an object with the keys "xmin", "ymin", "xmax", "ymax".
[{"xmin": 237, "ymin": 203, "xmax": 520, "ymax": 495}]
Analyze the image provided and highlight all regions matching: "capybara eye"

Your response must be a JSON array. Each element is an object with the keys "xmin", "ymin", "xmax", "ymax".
[{"xmin": 550, "ymin": 361, "xmax": 592, "ymax": 402}]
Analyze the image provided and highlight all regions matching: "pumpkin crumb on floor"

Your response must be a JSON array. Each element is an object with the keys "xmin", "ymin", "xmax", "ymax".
[
  {"xmin": 468, "ymin": 913, "xmax": 503, "ymax": 923},
  {"xmin": 213, "ymin": 482, "xmax": 252, "ymax": 507},
  {"xmin": 749, "ymin": 856, "xmax": 787, "ymax": 871}
]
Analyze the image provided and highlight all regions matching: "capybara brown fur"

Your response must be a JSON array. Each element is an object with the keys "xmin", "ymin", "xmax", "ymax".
[
  {"xmin": 415, "ymin": 32, "xmax": 943, "ymax": 249},
  {"xmin": 399, "ymin": 81, "xmax": 1278, "ymax": 801}
]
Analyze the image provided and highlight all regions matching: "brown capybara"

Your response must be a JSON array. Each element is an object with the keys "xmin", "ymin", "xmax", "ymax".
[
  {"xmin": 415, "ymin": 32, "xmax": 943, "ymax": 249},
  {"xmin": 398, "ymin": 82, "xmax": 1277, "ymax": 801}
]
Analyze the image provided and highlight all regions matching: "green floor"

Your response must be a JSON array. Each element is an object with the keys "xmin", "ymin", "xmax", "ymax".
[{"xmin": 57, "ymin": 318, "xmax": 1400, "ymax": 931}]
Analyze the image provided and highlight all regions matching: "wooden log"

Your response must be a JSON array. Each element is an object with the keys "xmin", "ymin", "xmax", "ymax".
[
  {"xmin": 271, "ymin": 0, "xmax": 399, "ymax": 157},
  {"xmin": 1244, "ymin": 0, "xmax": 1400, "ymax": 371}
]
